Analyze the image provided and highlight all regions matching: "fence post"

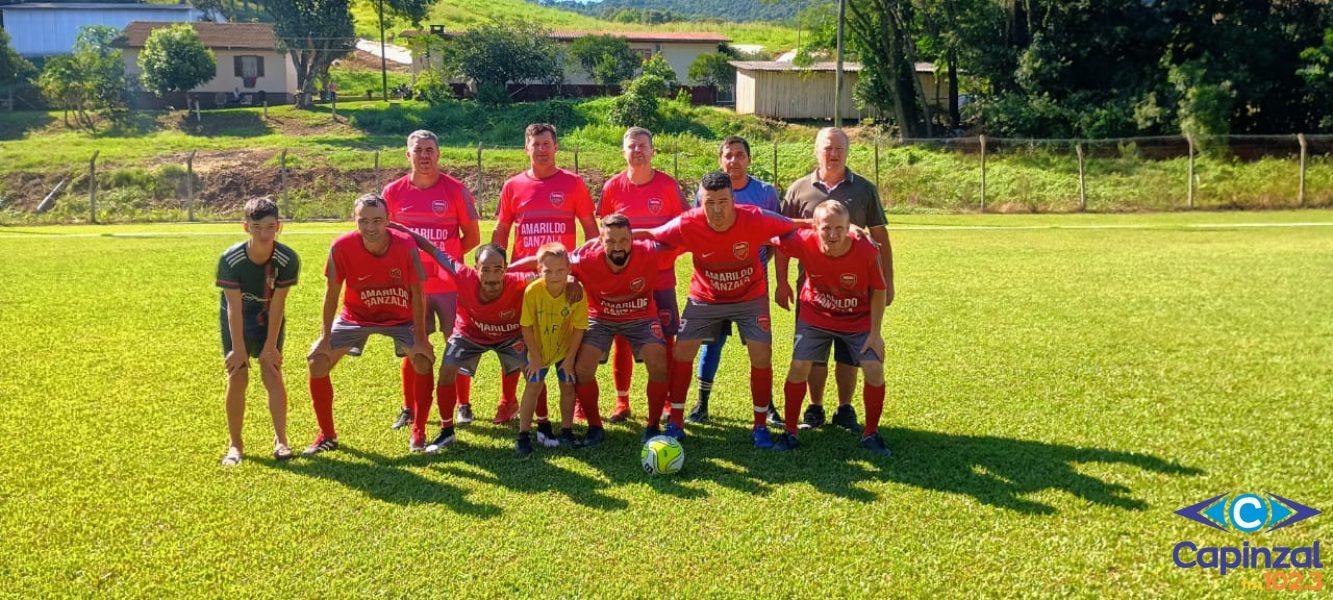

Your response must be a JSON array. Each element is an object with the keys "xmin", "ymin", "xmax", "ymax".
[
  {"xmin": 574, "ymin": 142, "xmax": 580, "ymax": 174},
  {"xmin": 1076, "ymin": 142, "xmax": 1086, "ymax": 212},
  {"xmin": 1298, "ymin": 133, "xmax": 1308, "ymax": 208},
  {"xmin": 186, "ymin": 149, "xmax": 197, "ymax": 222},
  {"xmin": 262, "ymin": 100, "xmax": 268, "ymax": 119},
  {"xmin": 194, "ymin": 99, "xmax": 201, "ymax": 123},
  {"xmin": 672, "ymin": 140, "xmax": 679, "ymax": 182},
  {"xmin": 88, "ymin": 150, "xmax": 99, "ymax": 224},
  {"xmin": 373, "ymin": 150, "xmax": 381, "ymax": 190},
  {"xmin": 1186, "ymin": 134, "xmax": 1195, "ymax": 209},
  {"xmin": 979, "ymin": 135, "xmax": 987, "ymax": 212},
  {"xmin": 475, "ymin": 142, "xmax": 484, "ymax": 213},
  {"xmin": 873, "ymin": 136, "xmax": 881, "ymax": 190},
  {"xmin": 279, "ymin": 149, "xmax": 289, "ymax": 218},
  {"xmin": 331, "ymin": 94, "xmax": 337, "ymax": 120}
]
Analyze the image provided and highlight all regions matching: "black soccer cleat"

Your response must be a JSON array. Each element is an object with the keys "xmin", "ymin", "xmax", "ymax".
[
  {"xmin": 641, "ymin": 425, "xmax": 662, "ymax": 442},
  {"xmin": 832, "ymin": 404, "xmax": 863, "ymax": 433},
  {"xmin": 515, "ymin": 433, "xmax": 534, "ymax": 459},
  {"xmin": 390, "ymin": 407, "xmax": 413, "ymax": 431},
  {"xmin": 766, "ymin": 405, "xmax": 784, "ymax": 426},
  {"xmin": 860, "ymin": 432, "xmax": 891, "ymax": 456},
  {"xmin": 799, "ymin": 404, "xmax": 826, "ymax": 430},
  {"xmin": 425, "ymin": 427, "xmax": 457, "ymax": 453},
  {"xmin": 580, "ymin": 426, "xmax": 606, "ymax": 448},
  {"xmin": 772, "ymin": 432, "xmax": 801, "ymax": 452},
  {"xmin": 686, "ymin": 400, "xmax": 709, "ymax": 424},
  {"xmin": 456, "ymin": 404, "xmax": 474, "ymax": 426}
]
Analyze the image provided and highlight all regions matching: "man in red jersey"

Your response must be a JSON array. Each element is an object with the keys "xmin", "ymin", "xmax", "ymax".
[
  {"xmin": 492, "ymin": 123, "xmax": 597, "ymax": 423},
  {"xmin": 596, "ymin": 127, "xmax": 688, "ymax": 423},
  {"xmin": 304, "ymin": 194, "xmax": 433, "ymax": 455},
  {"xmin": 639, "ymin": 171, "xmax": 800, "ymax": 447},
  {"xmin": 382, "ymin": 129, "xmax": 481, "ymax": 431},
  {"xmin": 772, "ymin": 200, "xmax": 890, "ymax": 456},
  {"xmin": 391, "ymin": 225, "xmax": 578, "ymax": 452}
]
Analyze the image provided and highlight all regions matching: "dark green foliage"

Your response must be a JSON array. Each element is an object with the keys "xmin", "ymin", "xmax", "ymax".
[
  {"xmin": 138, "ymin": 24, "xmax": 217, "ymax": 96},
  {"xmin": 568, "ymin": 35, "xmax": 640, "ymax": 91},
  {"xmin": 532, "ymin": 0, "xmax": 801, "ymax": 23},
  {"xmin": 0, "ymin": 29, "xmax": 35, "ymax": 88},
  {"xmin": 441, "ymin": 19, "xmax": 564, "ymax": 104}
]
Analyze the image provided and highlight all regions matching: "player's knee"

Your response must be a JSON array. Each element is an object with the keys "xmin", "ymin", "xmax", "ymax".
[
  {"xmin": 307, "ymin": 355, "xmax": 330, "ymax": 377},
  {"xmin": 227, "ymin": 368, "xmax": 249, "ymax": 388},
  {"xmin": 747, "ymin": 343, "xmax": 772, "ymax": 369},
  {"xmin": 787, "ymin": 360, "xmax": 813, "ymax": 382},
  {"xmin": 411, "ymin": 354, "xmax": 432, "ymax": 375},
  {"xmin": 862, "ymin": 361, "xmax": 885, "ymax": 385},
  {"xmin": 437, "ymin": 364, "xmax": 458, "ymax": 383}
]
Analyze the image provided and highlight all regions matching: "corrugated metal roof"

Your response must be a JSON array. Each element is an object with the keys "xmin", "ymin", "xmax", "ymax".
[
  {"xmin": 2, "ymin": 3, "xmax": 193, "ymax": 10},
  {"xmin": 121, "ymin": 21, "xmax": 278, "ymax": 50}
]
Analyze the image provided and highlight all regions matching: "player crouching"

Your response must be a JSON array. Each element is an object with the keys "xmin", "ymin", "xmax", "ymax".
[
  {"xmin": 773, "ymin": 200, "xmax": 891, "ymax": 456},
  {"xmin": 517, "ymin": 244, "xmax": 591, "ymax": 458}
]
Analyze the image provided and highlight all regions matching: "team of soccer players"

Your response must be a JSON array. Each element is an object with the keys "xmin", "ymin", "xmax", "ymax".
[{"xmin": 215, "ymin": 124, "xmax": 896, "ymax": 466}]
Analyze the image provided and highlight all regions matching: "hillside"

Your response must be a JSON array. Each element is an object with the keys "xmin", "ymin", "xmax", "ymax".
[
  {"xmin": 352, "ymin": 0, "xmax": 797, "ymax": 53},
  {"xmin": 537, "ymin": 0, "xmax": 802, "ymax": 24}
]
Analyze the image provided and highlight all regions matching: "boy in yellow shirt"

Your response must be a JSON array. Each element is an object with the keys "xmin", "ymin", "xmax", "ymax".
[{"xmin": 517, "ymin": 243, "xmax": 589, "ymax": 458}]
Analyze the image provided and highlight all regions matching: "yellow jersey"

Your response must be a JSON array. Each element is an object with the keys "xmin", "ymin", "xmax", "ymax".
[{"xmin": 520, "ymin": 279, "xmax": 589, "ymax": 365}]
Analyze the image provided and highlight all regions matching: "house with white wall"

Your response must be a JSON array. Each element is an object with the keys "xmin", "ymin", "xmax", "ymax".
[
  {"xmin": 1, "ymin": 2, "xmax": 208, "ymax": 57},
  {"xmin": 119, "ymin": 21, "xmax": 298, "ymax": 108}
]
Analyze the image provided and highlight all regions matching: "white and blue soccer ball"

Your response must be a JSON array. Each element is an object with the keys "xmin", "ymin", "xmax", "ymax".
[{"xmin": 641, "ymin": 435, "xmax": 685, "ymax": 475}]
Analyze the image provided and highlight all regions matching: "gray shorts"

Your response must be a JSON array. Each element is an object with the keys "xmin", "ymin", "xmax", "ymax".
[
  {"xmin": 583, "ymin": 318, "xmax": 666, "ymax": 361},
  {"xmin": 792, "ymin": 321, "xmax": 880, "ymax": 366},
  {"xmin": 426, "ymin": 292, "xmax": 458, "ymax": 336},
  {"xmin": 678, "ymin": 296, "xmax": 772, "ymax": 344},
  {"xmin": 443, "ymin": 334, "xmax": 527, "ymax": 376},
  {"xmin": 328, "ymin": 316, "xmax": 416, "ymax": 357},
  {"xmin": 654, "ymin": 289, "xmax": 680, "ymax": 337},
  {"xmin": 793, "ymin": 303, "xmax": 857, "ymax": 366}
]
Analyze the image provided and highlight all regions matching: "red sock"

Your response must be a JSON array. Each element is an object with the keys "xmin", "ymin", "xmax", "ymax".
[
  {"xmin": 646, "ymin": 380, "xmax": 668, "ymax": 428},
  {"xmin": 668, "ymin": 359, "xmax": 692, "ymax": 427},
  {"xmin": 613, "ymin": 335, "xmax": 633, "ymax": 401},
  {"xmin": 864, "ymin": 383, "xmax": 885, "ymax": 436},
  {"xmin": 576, "ymin": 382, "xmax": 603, "ymax": 427},
  {"xmin": 412, "ymin": 370, "xmax": 433, "ymax": 438},
  {"xmin": 456, "ymin": 374, "xmax": 472, "ymax": 406},
  {"xmin": 750, "ymin": 367, "xmax": 773, "ymax": 427},
  {"xmin": 783, "ymin": 380, "xmax": 806, "ymax": 435},
  {"xmin": 501, "ymin": 370, "xmax": 520, "ymax": 405},
  {"xmin": 537, "ymin": 387, "xmax": 550, "ymax": 422},
  {"xmin": 400, "ymin": 357, "xmax": 414, "ymax": 410},
  {"xmin": 437, "ymin": 381, "xmax": 457, "ymax": 429},
  {"xmin": 309, "ymin": 376, "xmax": 336, "ymax": 439}
]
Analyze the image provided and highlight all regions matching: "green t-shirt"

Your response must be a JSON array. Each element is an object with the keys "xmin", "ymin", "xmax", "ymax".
[{"xmin": 215, "ymin": 240, "xmax": 300, "ymax": 324}]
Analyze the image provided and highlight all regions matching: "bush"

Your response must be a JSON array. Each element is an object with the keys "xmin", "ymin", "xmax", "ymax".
[
  {"xmin": 609, "ymin": 91, "xmax": 658, "ymax": 128},
  {"xmin": 412, "ymin": 69, "xmax": 453, "ymax": 105}
]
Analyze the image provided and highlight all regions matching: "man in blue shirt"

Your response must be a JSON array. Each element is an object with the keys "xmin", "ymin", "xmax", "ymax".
[{"xmin": 687, "ymin": 136, "xmax": 784, "ymax": 426}]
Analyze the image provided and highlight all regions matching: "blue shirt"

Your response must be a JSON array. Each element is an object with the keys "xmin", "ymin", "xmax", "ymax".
[{"xmin": 696, "ymin": 175, "xmax": 781, "ymax": 263}]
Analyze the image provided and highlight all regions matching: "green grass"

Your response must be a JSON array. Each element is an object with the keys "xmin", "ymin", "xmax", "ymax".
[
  {"xmin": 351, "ymin": 0, "xmax": 799, "ymax": 52},
  {"xmin": 2, "ymin": 212, "xmax": 1332, "ymax": 597}
]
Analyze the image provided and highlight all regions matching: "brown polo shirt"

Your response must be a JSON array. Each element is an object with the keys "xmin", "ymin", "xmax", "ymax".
[{"xmin": 781, "ymin": 168, "xmax": 888, "ymax": 228}]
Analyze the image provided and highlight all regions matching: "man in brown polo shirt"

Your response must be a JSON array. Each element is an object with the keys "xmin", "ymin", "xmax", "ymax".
[{"xmin": 776, "ymin": 127, "xmax": 896, "ymax": 432}]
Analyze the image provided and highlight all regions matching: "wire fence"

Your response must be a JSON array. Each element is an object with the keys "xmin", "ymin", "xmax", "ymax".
[{"xmin": 3, "ymin": 133, "xmax": 1331, "ymax": 224}]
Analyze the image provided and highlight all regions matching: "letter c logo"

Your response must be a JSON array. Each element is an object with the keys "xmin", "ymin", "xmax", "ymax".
[{"xmin": 1231, "ymin": 494, "xmax": 1267, "ymax": 532}]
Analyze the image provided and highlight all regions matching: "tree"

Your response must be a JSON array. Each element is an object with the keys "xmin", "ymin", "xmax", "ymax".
[
  {"xmin": 640, "ymin": 53, "xmax": 678, "ymax": 86},
  {"xmin": 846, "ymin": 0, "xmax": 930, "ymax": 137},
  {"xmin": 37, "ymin": 26, "xmax": 126, "ymax": 129},
  {"xmin": 687, "ymin": 52, "xmax": 735, "ymax": 88},
  {"xmin": 444, "ymin": 19, "xmax": 563, "ymax": 104},
  {"xmin": 0, "ymin": 28, "xmax": 35, "ymax": 91},
  {"xmin": 568, "ymin": 35, "xmax": 639, "ymax": 93},
  {"xmin": 138, "ymin": 24, "xmax": 217, "ymax": 97},
  {"xmin": 259, "ymin": 0, "xmax": 355, "ymax": 109},
  {"xmin": 1299, "ymin": 30, "xmax": 1333, "ymax": 130}
]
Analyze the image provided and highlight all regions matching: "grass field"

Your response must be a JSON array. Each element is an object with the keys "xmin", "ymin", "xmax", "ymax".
[{"xmin": 2, "ymin": 211, "xmax": 1332, "ymax": 597}]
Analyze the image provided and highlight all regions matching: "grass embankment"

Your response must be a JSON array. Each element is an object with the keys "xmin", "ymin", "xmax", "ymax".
[{"xmin": 1, "ymin": 99, "xmax": 1329, "ymax": 223}]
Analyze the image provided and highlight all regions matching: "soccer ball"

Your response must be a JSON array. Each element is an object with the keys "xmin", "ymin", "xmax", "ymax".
[{"xmin": 641, "ymin": 435, "xmax": 685, "ymax": 475}]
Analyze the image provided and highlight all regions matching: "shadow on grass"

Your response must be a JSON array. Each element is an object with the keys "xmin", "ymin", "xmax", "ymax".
[
  {"xmin": 261, "ymin": 420, "xmax": 1202, "ymax": 517},
  {"xmin": 0, "ymin": 110, "xmax": 54, "ymax": 140}
]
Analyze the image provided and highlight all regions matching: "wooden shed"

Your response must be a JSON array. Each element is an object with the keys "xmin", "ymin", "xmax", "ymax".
[{"xmin": 731, "ymin": 61, "xmax": 944, "ymax": 121}]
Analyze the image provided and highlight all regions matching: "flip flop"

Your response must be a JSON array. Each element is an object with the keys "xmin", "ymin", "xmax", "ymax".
[
  {"xmin": 220, "ymin": 451, "xmax": 243, "ymax": 467},
  {"xmin": 273, "ymin": 444, "xmax": 294, "ymax": 461}
]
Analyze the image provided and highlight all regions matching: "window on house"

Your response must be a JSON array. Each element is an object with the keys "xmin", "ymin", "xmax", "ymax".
[{"xmin": 233, "ymin": 55, "xmax": 265, "ymax": 88}]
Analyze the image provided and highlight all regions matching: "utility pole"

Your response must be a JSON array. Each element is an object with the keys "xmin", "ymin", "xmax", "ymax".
[
  {"xmin": 378, "ymin": 0, "xmax": 389, "ymax": 102},
  {"xmin": 833, "ymin": 0, "xmax": 847, "ymax": 127}
]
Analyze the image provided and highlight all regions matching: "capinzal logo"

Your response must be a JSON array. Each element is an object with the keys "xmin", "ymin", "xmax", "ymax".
[
  {"xmin": 1172, "ymin": 492, "xmax": 1323, "ymax": 576},
  {"xmin": 1175, "ymin": 492, "xmax": 1320, "ymax": 533}
]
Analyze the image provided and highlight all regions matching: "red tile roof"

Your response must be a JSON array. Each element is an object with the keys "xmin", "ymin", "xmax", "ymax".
[{"xmin": 121, "ymin": 22, "xmax": 279, "ymax": 51}]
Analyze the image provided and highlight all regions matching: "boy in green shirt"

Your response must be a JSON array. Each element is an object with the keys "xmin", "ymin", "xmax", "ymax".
[{"xmin": 215, "ymin": 197, "xmax": 300, "ymax": 466}]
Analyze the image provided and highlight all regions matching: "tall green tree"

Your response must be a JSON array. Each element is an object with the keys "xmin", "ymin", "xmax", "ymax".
[
  {"xmin": 444, "ymin": 19, "xmax": 563, "ymax": 104},
  {"xmin": 688, "ymin": 52, "xmax": 735, "ymax": 88},
  {"xmin": 568, "ymin": 35, "xmax": 639, "ymax": 93},
  {"xmin": 0, "ymin": 28, "xmax": 36, "ymax": 91},
  {"xmin": 138, "ymin": 24, "xmax": 217, "ymax": 97},
  {"xmin": 258, "ymin": 0, "xmax": 355, "ymax": 108},
  {"xmin": 847, "ymin": 0, "xmax": 930, "ymax": 136},
  {"xmin": 37, "ymin": 26, "xmax": 126, "ymax": 129}
]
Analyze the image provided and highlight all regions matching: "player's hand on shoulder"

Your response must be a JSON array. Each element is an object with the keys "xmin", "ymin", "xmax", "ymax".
[
  {"xmin": 565, "ymin": 278, "xmax": 584, "ymax": 303},
  {"xmin": 386, "ymin": 221, "xmax": 408, "ymax": 233}
]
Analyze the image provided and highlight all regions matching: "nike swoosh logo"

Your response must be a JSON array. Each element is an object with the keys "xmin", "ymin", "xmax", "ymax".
[
  {"xmin": 701, "ymin": 252, "xmax": 715, "ymax": 258},
  {"xmin": 809, "ymin": 273, "xmax": 824, "ymax": 278},
  {"xmin": 357, "ymin": 275, "xmax": 372, "ymax": 281}
]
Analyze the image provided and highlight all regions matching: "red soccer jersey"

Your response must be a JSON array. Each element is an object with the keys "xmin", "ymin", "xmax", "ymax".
[
  {"xmin": 326, "ymin": 229, "xmax": 425, "ymax": 327},
  {"xmin": 569, "ymin": 239, "xmax": 661, "ymax": 321},
  {"xmin": 649, "ymin": 205, "xmax": 796, "ymax": 304},
  {"xmin": 778, "ymin": 229, "xmax": 886, "ymax": 333},
  {"xmin": 449, "ymin": 268, "xmax": 532, "ymax": 345},
  {"xmin": 497, "ymin": 169, "xmax": 594, "ymax": 260},
  {"xmin": 599, "ymin": 170, "xmax": 686, "ymax": 290},
  {"xmin": 382, "ymin": 174, "xmax": 479, "ymax": 295}
]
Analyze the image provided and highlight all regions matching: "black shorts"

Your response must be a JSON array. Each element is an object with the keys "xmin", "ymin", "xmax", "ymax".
[{"xmin": 220, "ymin": 310, "xmax": 284, "ymax": 358}]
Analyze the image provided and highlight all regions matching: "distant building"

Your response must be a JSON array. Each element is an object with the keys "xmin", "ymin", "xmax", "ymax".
[
  {"xmin": 415, "ymin": 28, "xmax": 730, "ymax": 103},
  {"xmin": 0, "ymin": 2, "xmax": 209, "ymax": 57},
  {"xmin": 730, "ymin": 61, "xmax": 946, "ymax": 121},
  {"xmin": 119, "ymin": 22, "xmax": 298, "ymax": 108}
]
